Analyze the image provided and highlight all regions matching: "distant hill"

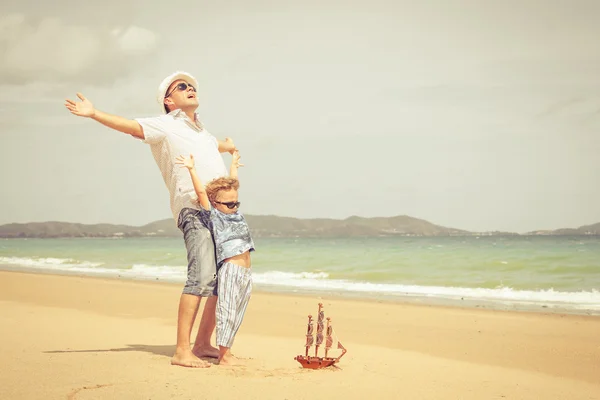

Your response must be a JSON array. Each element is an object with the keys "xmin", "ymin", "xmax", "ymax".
[
  {"xmin": 244, "ymin": 214, "xmax": 469, "ymax": 237},
  {"xmin": 0, "ymin": 215, "xmax": 470, "ymax": 238},
  {"xmin": 1, "ymin": 217, "xmax": 597, "ymax": 239},
  {"xmin": 527, "ymin": 222, "xmax": 600, "ymax": 236}
]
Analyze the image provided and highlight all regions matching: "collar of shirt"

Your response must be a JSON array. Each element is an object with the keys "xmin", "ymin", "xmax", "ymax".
[
  {"xmin": 213, "ymin": 207, "xmax": 244, "ymax": 221},
  {"xmin": 167, "ymin": 109, "xmax": 204, "ymax": 131}
]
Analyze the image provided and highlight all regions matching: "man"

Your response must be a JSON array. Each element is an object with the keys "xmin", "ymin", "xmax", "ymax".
[{"xmin": 65, "ymin": 71, "xmax": 235, "ymax": 368}]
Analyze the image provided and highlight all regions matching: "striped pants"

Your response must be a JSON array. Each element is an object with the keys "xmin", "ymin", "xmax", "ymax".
[{"xmin": 216, "ymin": 262, "xmax": 253, "ymax": 348}]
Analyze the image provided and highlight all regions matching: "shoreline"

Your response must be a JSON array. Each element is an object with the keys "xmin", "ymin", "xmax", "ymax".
[
  {"xmin": 1, "ymin": 270, "xmax": 600, "ymax": 399},
  {"xmin": 2, "ymin": 264, "xmax": 599, "ymax": 317}
]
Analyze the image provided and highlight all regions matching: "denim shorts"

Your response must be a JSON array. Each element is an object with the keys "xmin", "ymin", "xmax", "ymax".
[{"xmin": 177, "ymin": 208, "xmax": 218, "ymax": 297}]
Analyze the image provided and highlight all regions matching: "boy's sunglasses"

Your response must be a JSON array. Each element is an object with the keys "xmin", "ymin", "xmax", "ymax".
[
  {"xmin": 215, "ymin": 201, "xmax": 240, "ymax": 209},
  {"xmin": 165, "ymin": 82, "xmax": 196, "ymax": 98}
]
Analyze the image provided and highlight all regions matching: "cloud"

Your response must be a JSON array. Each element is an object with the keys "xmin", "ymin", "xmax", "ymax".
[
  {"xmin": 112, "ymin": 26, "xmax": 157, "ymax": 56},
  {"xmin": 0, "ymin": 14, "xmax": 158, "ymax": 85}
]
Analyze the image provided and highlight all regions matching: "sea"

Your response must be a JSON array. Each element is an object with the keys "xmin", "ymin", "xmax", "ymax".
[{"xmin": 1, "ymin": 236, "xmax": 599, "ymax": 315}]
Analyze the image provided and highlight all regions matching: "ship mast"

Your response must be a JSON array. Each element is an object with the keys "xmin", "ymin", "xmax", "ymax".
[
  {"xmin": 325, "ymin": 317, "xmax": 333, "ymax": 358},
  {"xmin": 314, "ymin": 303, "xmax": 324, "ymax": 357},
  {"xmin": 304, "ymin": 315, "xmax": 314, "ymax": 357}
]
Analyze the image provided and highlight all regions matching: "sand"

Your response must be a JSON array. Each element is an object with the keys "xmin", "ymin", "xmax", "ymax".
[{"xmin": 0, "ymin": 270, "xmax": 599, "ymax": 400}]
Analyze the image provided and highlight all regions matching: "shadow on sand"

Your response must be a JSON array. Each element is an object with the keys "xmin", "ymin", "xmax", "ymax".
[{"xmin": 44, "ymin": 343, "xmax": 216, "ymax": 364}]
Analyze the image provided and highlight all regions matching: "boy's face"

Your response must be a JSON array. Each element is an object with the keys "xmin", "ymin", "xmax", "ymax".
[{"xmin": 213, "ymin": 188, "xmax": 240, "ymax": 214}]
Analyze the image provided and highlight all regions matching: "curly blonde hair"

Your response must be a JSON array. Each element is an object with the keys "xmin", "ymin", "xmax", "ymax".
[{"xmin": 205, "ymin": 177, "xmax": 240, "ymax": 204}]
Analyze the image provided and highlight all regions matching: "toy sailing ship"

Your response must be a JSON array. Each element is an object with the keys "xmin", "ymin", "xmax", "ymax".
[{"xmin": 294, "ymin": 303, "xmax": 347, "ymax": 369}]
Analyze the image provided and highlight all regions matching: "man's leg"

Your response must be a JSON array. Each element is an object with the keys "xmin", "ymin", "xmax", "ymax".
[
  {"xmin": 171, "ymin": 293, "xmax": 210, "ymax": 368},
  {"xmin": 192, "ymin": 296, "xmax": 219, "ymax": 358},
  {"xmin": 172, "ymin": 208, "xmax": 219, "ymax": 367}
]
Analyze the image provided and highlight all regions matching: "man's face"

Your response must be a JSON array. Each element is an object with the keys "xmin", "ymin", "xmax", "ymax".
[{"xmin": 164, "ymin": 79, "xmax": 199, "ymax": 112}]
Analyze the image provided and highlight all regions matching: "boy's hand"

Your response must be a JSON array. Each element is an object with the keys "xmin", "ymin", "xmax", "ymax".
[
  {"xmin": 175, "ymin": 154, "xmax": 195, "ymax": 170},
  {"xmin": 225, "ymin": 137, "xmax": 236, "ymax": 154},
  {"xmin": 64, "ymin": 93, "xmax": 96, "ymax": 118},
  {"xmin": 232, "ymin": 150, "xmax": 244, "ymax": 168}
]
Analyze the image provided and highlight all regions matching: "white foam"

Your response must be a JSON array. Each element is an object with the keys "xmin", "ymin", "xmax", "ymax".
[
  {"xmin": 127, "ymin": 264, "xmax": 185, "ymax": 279},
  {"xmin": 252, "ymin": 271, "xmax": 600, "ymax": 309},
  {"xmin": 0, "ymin": 256, "xmax": 103, "ymax": 269},
  {"xmin": 2, "ymin": 257, "xmax": 598, "ymax": 310},
  {"xmin": 0, "ymin": 257, "xmax": 185, "ymax": 280},
  {"xmin": 254, "ymin": 271, "xmax": 330, "ymax": 280}
]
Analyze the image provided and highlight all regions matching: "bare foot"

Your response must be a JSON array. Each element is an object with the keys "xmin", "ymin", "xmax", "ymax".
[
  {"xmin": 192, "ymin": 344, "xmax": 219, "ymax": 359},
  {"xmin": 171, "ymin": 349, "xmax": 211, "ymax": 368},
  {"xmin": 218, "ymin": 354, "xmax": 242, "ymax": 366}
]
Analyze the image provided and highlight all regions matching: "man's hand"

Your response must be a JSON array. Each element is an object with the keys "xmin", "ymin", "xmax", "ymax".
[
  {"xmin": 175, "ymin": 154, "xmax": 195, "ymax": 170},
  {"xmin": 65, "ymin": 93, "xmax": 96, "ymax": 118},
  {"xmin": 232, "ymin": 150, "xmax": 244, "ymax": 169}
]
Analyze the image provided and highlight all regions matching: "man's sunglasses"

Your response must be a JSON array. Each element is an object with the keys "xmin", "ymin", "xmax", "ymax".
[
  {"xmin": 165, "ymin": 82, "xmax": 196, "ymax": 98},
  {"xmin": 215, "ymin": 201, "xmax": 240, "ymax": 209}
]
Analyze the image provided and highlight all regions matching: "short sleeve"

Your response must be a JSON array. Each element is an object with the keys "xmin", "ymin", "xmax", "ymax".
[
  {"xmin": 134, "ymin": 115, "xmax": 170, "ymax": 144},
  {"xmin": 198, "ymin": 206, "xmax": 213, "ymax": 229}
]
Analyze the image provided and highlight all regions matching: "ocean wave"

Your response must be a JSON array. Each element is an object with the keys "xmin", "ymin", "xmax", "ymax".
[
  {"xmin": 0, "ymin": 256, "xmax": 103, "ymax": 269},
  {"xmin": 253, "ymin": 271, "xmax": 330, "ymax": 280},
  {"xmin": 129, "ymin": 264, "xmax": 186, "ymax": 278},
  {"xmin": 0, "ymin": 257, "xmax": 185, "ymax": 280},
  {"xmin": 252, "ymin": 271, "xmax": 600, "ymax": 309},
  {"xmin": 2, "ymin": 257, "xmax": 598, "ymax": 310}
]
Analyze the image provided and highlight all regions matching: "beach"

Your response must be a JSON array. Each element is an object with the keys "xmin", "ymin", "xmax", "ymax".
[{"xmin": 1, "ymin": 270, "xmax": 599, "ymax": 400}]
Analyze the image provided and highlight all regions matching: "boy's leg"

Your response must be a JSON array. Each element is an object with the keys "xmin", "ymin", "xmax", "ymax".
[
  {"xmin": 216, "ymin": 263, "xmax": 252, "ymax": 364},
  {"xmin": 216, "ymin": 263, "xmax": 240, "ymax": 363},
  {"xmin": 172, "ymin": 209, "xmax": 219, "ymax": 367},
  {"xmin": 230, "ymin": 267, "xmax": 252, "ymax": 338}
]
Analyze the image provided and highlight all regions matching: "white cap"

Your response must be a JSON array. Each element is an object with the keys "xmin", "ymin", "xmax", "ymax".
[{"xmin": 156, "ymin": 71, "xmax": 199, "ymax": 114}]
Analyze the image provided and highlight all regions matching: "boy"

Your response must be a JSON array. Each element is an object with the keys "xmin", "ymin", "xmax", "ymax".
[{"xmin": 175, "ymin": 150, "xmax": 254, "ymax": 365}]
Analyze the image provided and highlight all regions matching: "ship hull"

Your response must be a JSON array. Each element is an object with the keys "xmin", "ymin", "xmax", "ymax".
[{"xmin": 294, "ymin": 355, "xmax": 338, "ymax": 369}]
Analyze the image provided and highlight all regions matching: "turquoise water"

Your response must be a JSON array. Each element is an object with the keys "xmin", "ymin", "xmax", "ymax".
[{"xmin": 1, "ymin": 236, "xmax": 599, "ymax": 313}]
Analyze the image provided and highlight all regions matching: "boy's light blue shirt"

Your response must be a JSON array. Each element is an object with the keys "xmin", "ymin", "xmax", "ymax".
[{"xmin": 199, "ymin": 206, "xmax": 255, "ymax": 267}]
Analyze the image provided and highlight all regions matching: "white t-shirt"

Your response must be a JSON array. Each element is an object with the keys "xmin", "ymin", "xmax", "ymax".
[{"xmin": 135, "ymin": 109, "xmax": 228, "ymax": 223}]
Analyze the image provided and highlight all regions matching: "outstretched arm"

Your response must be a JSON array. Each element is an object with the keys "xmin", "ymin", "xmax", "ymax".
[
  {"xmin": 218, "ymin": 137, "xmax": 236, "ymax": 154},
  {"xmin": 175, "ymin": 155, "xmax": 210, "ymax": 209},
  {"xmin": 230, "ymin": 150, "xmax": 244, "ymax": 179},
  {"xmin": 65, "ymin": 93, "xmax": 144, "ymax": 139}
]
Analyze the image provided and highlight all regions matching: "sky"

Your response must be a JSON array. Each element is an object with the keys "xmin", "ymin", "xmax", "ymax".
[{"xmin": 1, "ymin": 0, "xmax": 599, "ymax": 233}]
